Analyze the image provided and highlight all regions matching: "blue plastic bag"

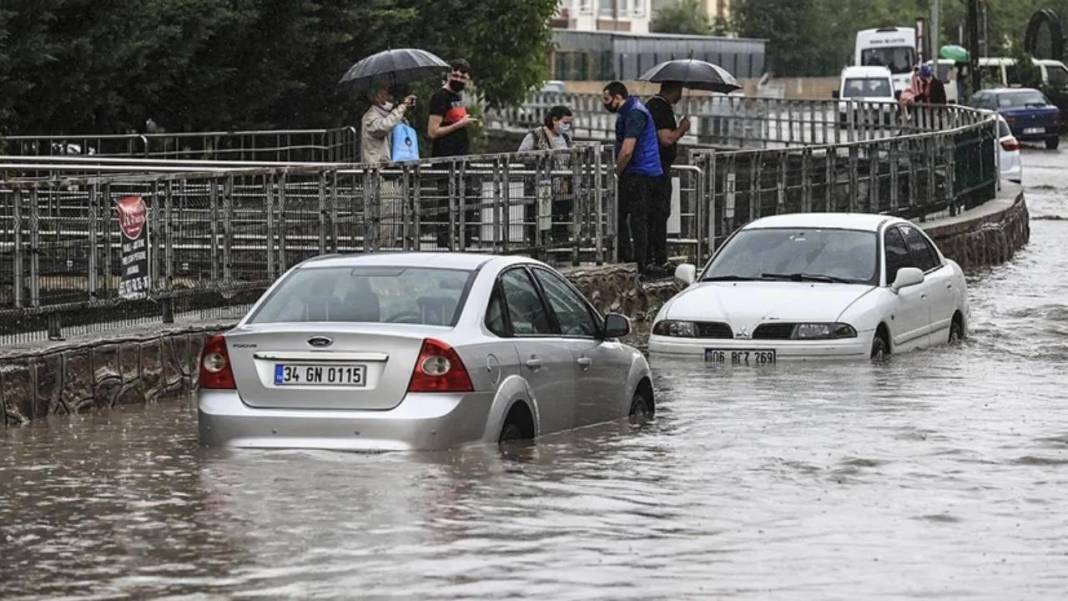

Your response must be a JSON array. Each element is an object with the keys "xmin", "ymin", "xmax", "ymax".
[{"xmin": 390, "ymin": 122, "xmax": 420, "ymax": 162}]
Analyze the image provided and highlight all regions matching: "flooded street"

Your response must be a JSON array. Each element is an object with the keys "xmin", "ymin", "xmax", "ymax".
[{"xmin": 2, "ymin": 148, "xmax": 1067, "ymax": 600}]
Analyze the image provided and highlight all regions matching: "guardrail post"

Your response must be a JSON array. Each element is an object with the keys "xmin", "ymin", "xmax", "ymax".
[
  {"xmin": 458, "ymin": 162, "xmax": 468, "ymax": 252},
  {"xmin": 924, "ymin": 136, "xmax": 936, "ymax": 221},
  {"xmin": 329, "ymin": 170, "xmax": 339, "ymax": 252},
  {"xmin": 889, "ymin": 139, "xmax": 900, "ymax": 213},
  {"xmin": 222, "ymin": 175, "xmax": 233, "ymax": 283},
  {"xmin": 87, "ymin": 183, "xmax": 99, "ymax": 300},
  {"xmin": 847, "ymin": 145, "xmax": 859, "ymax": 213},
  {"xmin": 801, "ymin": 147, "xmax": 812, "ymax": 213},
  {"xmin": 502, "ymin": 157, "xmax": 511, "ymax": 254},
  {"xmin": 570, "ymin": 147, "xmax": 581, "ymax": 266},
  {"xmin": 209, "ymin": 178, "xmax": 219, "ymax": 284},
  {"xmin": 748, "ymin": 153, "xmax": 760, "ymax": 222},
  {"xmin": 448, "ymin": 161, "xmax": 457, "ymax": 252},
  {"xmin": 277, "ymin": 172, "xmax": 287, "ymax": 271},
  {"xmin": 491, "ymin": 158, "xmax": 502, "ymax": 254},
  {"xmin": 317, "ymin": 171, "xmax": 327, "ymax": 255},
  {"xmin": 706, "ymin": 152, "xmax": 717, "ymax": 256},
  {"xmin": 29, "ymin": 187, "xmax": 40, "ymax": 307},
  {"xmin": 12, "ymin": 189, "xmax": 23, "ymax": 308},
  {"xmin": 775, "ymin": 150, "xmax": 786, "ymax": 216},
  {"xmin": 164, "ymin": 180, "xmax": 174, "ymax": 290},
  {"xmin": 724, "ymin": 157, "xmax": 736, "ymax": 238},
  {"xmin": 868, "ymin": 142, "xmax": 879, "ymax": 213},
  {"xmin": 594, "ymin": 148, "xmax": 606, "ymax": 265},
  {"xmin": 265, "ymin": 174, "xmax": 275, "ymax": 279},
  {"xmin": 944, "ymin": 135, "xmax": 957, "ymax": 217}
]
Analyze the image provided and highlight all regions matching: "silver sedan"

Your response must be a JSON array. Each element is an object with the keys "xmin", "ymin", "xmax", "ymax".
[{"xmin": 197, "ymin": 253, "xmax": 654, "ymax": 451}]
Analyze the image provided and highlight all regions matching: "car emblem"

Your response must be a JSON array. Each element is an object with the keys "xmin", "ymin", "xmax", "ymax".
[
  {"xmin": 735, "ymin": 328, "xmax": 750, "ymax": 340},
  {"xmin": 307, "ymin": 336, "xmax": 333, "ymax": 348}
]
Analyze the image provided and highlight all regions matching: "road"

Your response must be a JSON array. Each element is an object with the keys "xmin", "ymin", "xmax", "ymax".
[{"xmin": 1, "ymin": 146, "xmax": 1066, "ymax": 600}]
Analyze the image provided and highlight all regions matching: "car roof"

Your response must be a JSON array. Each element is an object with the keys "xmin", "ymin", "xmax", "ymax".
[
  {"xmin": 297, "ymin": 252, "xmax": 531, "ymax": 271},
  {"xmin": 981, "ymin": 87, "xmax": 1043, "ymax": 95},
  {"xmin": 841, "ymin": 66, "xmax": 893, "ymax": 78},
  {"xmin": 744, "ymin": 213, "xmax": 897, "ymax": 232}
]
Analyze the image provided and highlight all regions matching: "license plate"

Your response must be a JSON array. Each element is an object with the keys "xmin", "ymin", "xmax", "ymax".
[
  {"xmin": 1024, "ymin": 127, "xmax": 1044, "ymax": 134},
  {"xmin": 273, "ymin": 364, "xmax": 367, "ymax": 386},
  {"xmin": 705, "ymin": 349, "xmax": 777, "ymax": 365}
]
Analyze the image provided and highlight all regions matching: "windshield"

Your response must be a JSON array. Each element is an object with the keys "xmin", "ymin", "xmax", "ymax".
[
  {"xmin": 997, "ymin": 91, "xmax": 1049, "ymax": 108},
  {"xmin": 248, "ymin": 266, "xmax": 475, "ymax": 325},
  {"xmin": 842, "ymin": 77, "xmax": 893, "ymax": 98},
  {"xmin": 1048, "ymin": 65, "xmax": 1068, "ymax": 88},
  {"xmin": 702, "ymin": 228, "xmax": 879, "ymax": 285},
  {"xmin": 861, "ymin": 47, "xmax": 916, "ymax": 74}
]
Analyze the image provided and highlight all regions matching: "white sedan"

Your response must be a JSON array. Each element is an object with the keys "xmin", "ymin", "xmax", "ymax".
[
  {"xmin": 198, "ymin": 253, "xmax": 653, "ymax": 451},
  {"xmin": 649, "ymin": 213, "xmax": 969, "ymax": 362}
]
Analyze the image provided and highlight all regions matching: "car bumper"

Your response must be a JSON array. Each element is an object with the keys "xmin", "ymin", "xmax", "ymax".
[
  {"xmin": 198, "ymin": 389, "xmax": 495, "ymax": 451},
  {"xmin": 647, "ymin": 334, "xmax": 871, "ymax": 361}
]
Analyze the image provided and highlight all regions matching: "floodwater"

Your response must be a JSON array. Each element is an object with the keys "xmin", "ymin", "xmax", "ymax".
[{"xmin": 2, "ymin": 148, "xmax": 1067, "ymax": 600}]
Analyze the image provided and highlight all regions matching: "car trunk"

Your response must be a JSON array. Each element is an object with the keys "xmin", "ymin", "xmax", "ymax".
[
  {"xmin": 224, "ymin": 323, "xmax": 435, "ymax": 410},
  {"xmin": 1002, "ymin": 106, "xmax": 1060, "ymax": 135}
]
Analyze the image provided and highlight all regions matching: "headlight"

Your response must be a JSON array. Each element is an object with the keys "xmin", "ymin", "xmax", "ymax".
[
  {"xmin": 652, "ymin": 320, "xmax": 697, "ymax": 337},
  {"xmin": 793, "ymin": 323, "xmax": 857, "ymax": 339}
]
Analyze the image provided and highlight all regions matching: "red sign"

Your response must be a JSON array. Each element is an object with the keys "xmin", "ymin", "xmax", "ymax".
[{"xmin": 116, "ymin": 195, "xmax": 147, "ymax": 240}]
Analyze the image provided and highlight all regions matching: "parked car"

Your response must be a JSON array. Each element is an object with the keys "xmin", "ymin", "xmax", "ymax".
[
  {"xmin": 198, "ymin": 253, "xmax": 653, "ymax": 451},
  {"xmin": 994, "ymin": 114, "xmax": 1023, "ymax": 183},
  {"xmin": 969, "ymin": 88, "xmax": 1061, "ymax": 149},
  {"xmin": 648, "ymin": 213, "xmax": 969, "ymax": 362},
  {"xmin": 834, "ymin": 66, "xmax": 898, "ymax": 125}
]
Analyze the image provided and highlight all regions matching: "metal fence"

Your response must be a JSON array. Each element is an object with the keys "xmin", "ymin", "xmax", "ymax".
[
  {"xmin": 487, "ymin": 93, "xmax": 988, "ymax": 149},
  {"xmin": 0, "ymin": 97, "xmax": 1000, "ymax": 345},
  {"xmin": 0, "ymin": 127, "xmax": 359, "ymax": 163},
  {"xmin": 0, "ymin": 146, "xmax": 619, "ymax": 343}
]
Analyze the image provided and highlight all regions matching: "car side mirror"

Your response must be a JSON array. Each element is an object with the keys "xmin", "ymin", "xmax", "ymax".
[
  {"xmin": 891, "ymin": 267, "xmax": 925, "ymax": 292},
  {"xmin": 603, "ymin": 313, "xmax": 630, "ymax": 338},
  {"xmin": 674, "ymin": 263, "xmax": 696, "ymax": 285},
  {"xmin": 832, "ymin": 90, "xmax": 840, "ymax": 99}
]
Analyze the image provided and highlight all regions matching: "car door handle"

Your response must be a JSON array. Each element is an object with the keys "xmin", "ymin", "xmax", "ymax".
[
  {"xmin": 576, "ymin": 357, "xmax": 592, "ymax": 369},
  {"xmin": 524, "ymin": 357, "xmax": 543, "ymax": 370}
]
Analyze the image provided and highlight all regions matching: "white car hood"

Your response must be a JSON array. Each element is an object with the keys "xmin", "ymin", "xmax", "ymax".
[{"xmin": 664, "ymin": 281, "xmax": 876, "ymax": 330}]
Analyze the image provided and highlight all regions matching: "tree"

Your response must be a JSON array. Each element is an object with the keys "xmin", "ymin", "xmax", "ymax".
[{"xmin": 651, "ymin": 0, "xmax": 713, "ymax": 36}]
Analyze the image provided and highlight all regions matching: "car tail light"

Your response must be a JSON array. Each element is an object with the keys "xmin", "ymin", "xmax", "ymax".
[
  {"xmin": 1001, "ymin": 137, "xmax": 1020, "ymax": 152},
  {"xmin": 198, "ymin": 335, "xmax": 236, "ymax": 390},
  {"xmin": 407, "ymin": 338, "xmax": 474, "ymax": 393}
]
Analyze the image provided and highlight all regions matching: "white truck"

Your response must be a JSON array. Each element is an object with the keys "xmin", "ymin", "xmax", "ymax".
[{"xmin": 855, "ymin": 27, "xmax": 917, "ymax": 97}]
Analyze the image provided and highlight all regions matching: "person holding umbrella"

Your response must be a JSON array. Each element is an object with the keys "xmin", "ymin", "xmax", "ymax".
[
  {"xmin": 360, "ymin": 86, "xmax": 417, "ymax": 164},
  {"xmin": 645, "ymin": 81, "xmax": 691, "ymax": 274}
]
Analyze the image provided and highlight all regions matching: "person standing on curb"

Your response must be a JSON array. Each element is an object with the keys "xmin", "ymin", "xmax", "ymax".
[
  {"xmin": 645, "ymin": 81, "xmax": 691, "ymax": 275},
  {"xmin": 602, "ymin": 81, "xmax": 663, "ymax": 274},
  {"xmin": 428, "ymin": 59, "xmax": 476, "ymax": 157}
]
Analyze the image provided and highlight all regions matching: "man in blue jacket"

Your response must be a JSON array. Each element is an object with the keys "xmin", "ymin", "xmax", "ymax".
[{"xmin": 603, "ymin": 81, "xmax": 663, "ymax": 274}]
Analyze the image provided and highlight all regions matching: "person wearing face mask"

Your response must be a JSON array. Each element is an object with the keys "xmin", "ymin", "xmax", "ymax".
[
  {"xmin": 518, "ymin": 105, "xmax": 573, "ymax": 152},
  {"xmin": 428, "ymin": 59, "xmax": 476, "ymax": 158},
  {"xmin": 360, "ymin": 85, "xmax": 417, "ymax": 165},
  {"xmin": 603, "ymin": 81, "xmax": 663, "ymax": 273},
  {"xmin": 645, "ymin": 81, "xmax": 691, "ymax": 275}
]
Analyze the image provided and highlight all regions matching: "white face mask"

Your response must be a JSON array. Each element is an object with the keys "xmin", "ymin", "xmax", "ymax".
[{"xmin": 558, "ymin": 122, "xmax": 572, "ymax": 134}]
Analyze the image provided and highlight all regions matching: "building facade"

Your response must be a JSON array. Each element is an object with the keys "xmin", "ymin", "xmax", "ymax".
[
  {"xmin": 650, "ymin": 0, "xmax": 731, "ymax": 24},
  {"xmin": 553, "ymin": 0, "xmax": 653, "ymax": 34}
]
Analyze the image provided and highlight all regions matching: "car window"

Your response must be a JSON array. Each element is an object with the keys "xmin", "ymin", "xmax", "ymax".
[
  {"xmin": 1048, "ymin": 65, "xmax": 1068, "ymax": 88},
  {"xmin": 532, "ymin": 268, "xmax": 598, "ymax": 338},
  {"xmin": 899, "ymin": 225, "xmax": 941, "ymax": 272},
  {"xmin": 248, "ymin": 266, "xmax": 473, "ymax": 325},
  {"xmin": 485, "ymin": 285, "xmax": 507, "ymax": 336},
  {"xmin": 996, "ymin": 90, "xmax": 1049, "ymax": 108},
  {"xmin": 883, "ymin": 226, "xmax": 910, "ymax": 284},
  {"xmin": 997, "ymin": 118, "xmax": 1011, "ymax": 137},
  {"xmin": 499, "ymin": 268, "xmax": 555, "ymax": 336}
]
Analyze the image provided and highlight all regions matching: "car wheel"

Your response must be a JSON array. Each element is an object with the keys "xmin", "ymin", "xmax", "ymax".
[
  {"xmin": 1047, "ymin": 136, "xmax": 1060, "ymax": 150},
  {"xmin": 498, "ymin": 403, "xmax": 535, "ymax": 445},
  {"xmin": 628, "ymin": 388, "xmax": 654, "ymax": 424},
  {"xmin": 499, "ymin": 422, "xmax": 525, "ymax": 443},
  {"xmin": 948, "ymin": 318, "xmax": 964, "ymax": 344},
  {"xmin": 870, "ymin": 333, "xmax": 889, "ymax": 361}
]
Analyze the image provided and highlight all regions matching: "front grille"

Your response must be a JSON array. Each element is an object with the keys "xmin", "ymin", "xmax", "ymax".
[
  {"xmin": 695, "ymin": 321, "xmax": 733, "ymax": 339},
  {"xmin": 752, "ymin": 323, "xmax": 796, "ymax": 340}
]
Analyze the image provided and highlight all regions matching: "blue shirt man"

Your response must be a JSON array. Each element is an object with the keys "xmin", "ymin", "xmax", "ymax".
[{"xmin": 603, "ymin": 81, "xmax": 662, "ymax": 272}]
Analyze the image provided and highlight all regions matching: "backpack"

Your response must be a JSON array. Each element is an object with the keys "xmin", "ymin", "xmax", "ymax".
[{"xmin": 390, "ymin": 122, "xmax": 419, "ymax": 162}]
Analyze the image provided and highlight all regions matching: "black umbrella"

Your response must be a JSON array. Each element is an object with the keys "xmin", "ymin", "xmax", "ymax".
[
  {"xmin": 639, "ymin": 59, "xmax": 741, "ymax": 93},
  {"xmin": 338, "ymin": 48, "xmax": 451, "ymax": 92}
]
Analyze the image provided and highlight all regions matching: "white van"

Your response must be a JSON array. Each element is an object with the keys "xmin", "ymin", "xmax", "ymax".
[
  {"xmin": 835, "ymin": 66, "xmax": 896, "ymax": 124},
  {"xmin": 855, "ymin": 27, "xmax": 917, "ymax": 96},
  {"xmin": 978, "ymin": 57, "xmax": 1068, "ymax": 90}
]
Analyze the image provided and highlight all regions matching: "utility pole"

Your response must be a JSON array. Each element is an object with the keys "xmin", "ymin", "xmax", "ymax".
[
  {"xmin": 931, "ymin": 0, "xmax": 941, "ymax": 63},
  {"xmin": 967, "ymin": 0, "xmax": 981, "ymax": 92}
]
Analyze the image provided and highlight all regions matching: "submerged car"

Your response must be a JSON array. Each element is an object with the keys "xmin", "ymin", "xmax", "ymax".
[
  {"xmin": 649, "ymin": 213, "xmax": 968, "ymax": 362},
  {"xmin": 198, "ymin": 253, "xmax": 653, "ymax": 451}
]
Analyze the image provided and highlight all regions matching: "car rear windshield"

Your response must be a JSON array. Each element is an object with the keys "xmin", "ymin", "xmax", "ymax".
[
  {"xmin": 997, "ymin": 91, "xmax": 1049, "ymax": 108},
  {"xmin": 842, "ymin": 77, "xmax": 893, "ymax": 98},
  {"xmin": 248, "ymin": 266, "xmax": 475, "ymax": 326},
  {"xmin": 703, "ymin": 228, "xmax": 878, "ymax": 285}
]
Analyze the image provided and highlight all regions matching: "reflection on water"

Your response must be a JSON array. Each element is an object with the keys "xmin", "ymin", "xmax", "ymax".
[{"xmin": 2, "ymin": 150, "xmax": 1067, "ymax": 600}]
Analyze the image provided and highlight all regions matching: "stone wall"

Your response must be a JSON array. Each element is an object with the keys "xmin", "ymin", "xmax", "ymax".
[{"xmin": 923, "ymin": 193, "xmax": 1030, "ymax": 271}]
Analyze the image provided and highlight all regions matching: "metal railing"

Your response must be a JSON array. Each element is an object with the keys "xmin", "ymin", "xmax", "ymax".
[
  {"xmin": 0, "ymin": 146, "xmax": 619, "ymax": 343},
  {"xmin": 0, "ymin": 127, "xmax": 359, "ymax": 163},
  {"xmin": 0, "ymin": 96, "xmax": 1000, "ymax": 345},
  {"xmin": 486, "ymin": 92, "xmax": 988, "ymax": 149}
]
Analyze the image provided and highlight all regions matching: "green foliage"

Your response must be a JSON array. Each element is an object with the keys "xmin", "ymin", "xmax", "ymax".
[
  {"xmin": 1, "ymin": 0, "xmax": 556, "ymax": 135},
  {"xmin": 651, "ymin": 0, "xmax": 713, "ymax": 36}
]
